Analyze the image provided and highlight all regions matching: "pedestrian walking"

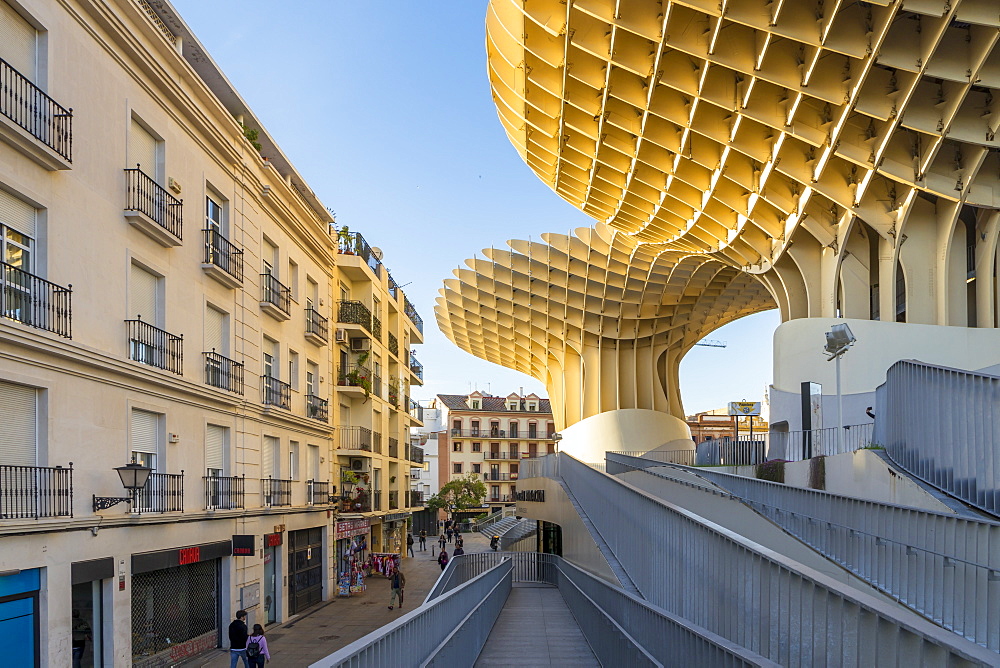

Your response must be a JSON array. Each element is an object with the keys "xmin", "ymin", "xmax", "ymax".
[
  {"xmin": 245, "ymin": 624, "xmax": 270, "ymax": 666},
  {"xmin": 388, "ymin": 566, "xmax": 406, "ymax": 610},
  {"xmin": 419, "ymin": 530, "xmax": 427, "ymax": 551},
  {"xmin": 446, "ymin": 527, "xmax": 453, "ymax": 543},
  {"xmin": 228, "ymin": 609, "xmax": 249, "ymax": 668},
  {"xmin": 438, "ymin": 548, "xmax": 450, "ymax": 571},
  {"xmin": 438, "ymin": 534, "xmax": 446, "ymax": 551},
  {"xmin": 455, "ymin": 535, "xmax": 464, "ymax": 549},
  {"xmin": 453, "ymin": 545, "xmax": 465, "ymax": 556},
  {"xmin": 406, "ymin": 533, "xmax": 415, "ymax": 557}
]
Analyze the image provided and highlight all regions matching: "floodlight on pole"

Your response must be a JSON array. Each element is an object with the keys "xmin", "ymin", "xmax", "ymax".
[{"xmin": 823, "ymin": 323, "xmax": 856, "ymax": 455}]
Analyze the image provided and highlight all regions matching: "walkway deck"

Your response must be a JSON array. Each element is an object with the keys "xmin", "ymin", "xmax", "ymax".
[{"xmin": 475, "ymin": 584, "xmax": 599, "ymax": 667}]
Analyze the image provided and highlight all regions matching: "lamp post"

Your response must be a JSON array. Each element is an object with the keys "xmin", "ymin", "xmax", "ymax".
[
  {"xmin": 93, "ymin": 462, "xmax": 153, "ymax": 512},
  {"xmin": 823, "ymin": 323, "xmax": 856, "ymax": 455}
]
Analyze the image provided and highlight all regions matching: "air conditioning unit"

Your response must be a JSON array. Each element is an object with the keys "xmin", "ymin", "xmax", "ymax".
[
  {"xmin": 350, "ymin": 338, "xmax": 370, "ymax": 352},
  {"xmin": 350, "ymin": 458, "xmax": 368, "ymax": 471},
  {"xmin": 335, "ymin": 329, "xmax": 347, "ymax": 343}
]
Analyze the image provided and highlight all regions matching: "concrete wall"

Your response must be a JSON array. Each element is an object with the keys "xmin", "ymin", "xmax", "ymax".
[{"xmin": 558, "ymin": 408, "xmax": 694, "ymax": 462}]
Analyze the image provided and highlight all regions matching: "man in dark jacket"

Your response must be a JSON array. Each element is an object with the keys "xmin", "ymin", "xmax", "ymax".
[{"xmin": 228, "ymin": 609, "xmax": 249, "ymax": 667}]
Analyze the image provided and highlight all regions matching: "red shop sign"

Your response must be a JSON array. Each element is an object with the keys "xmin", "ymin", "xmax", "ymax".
[
  {"xmin": 178, "ymin": 547, "xmax": 201, "ymax": 565},
  {"xmin": 265, "ymin": 533, "xmax": 283, "ymax": 547}
]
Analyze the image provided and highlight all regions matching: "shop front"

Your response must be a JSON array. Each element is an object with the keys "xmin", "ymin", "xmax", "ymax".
[
  {"xmin": 288, "ymin": 527, "xmax": 324, "ymax": 615},
  {"xmin": 262, "ymin": 532, "xmax": 282, "ymax": 625},
  {"xmin": 0, "ymin": 568, "xmax": 40, "ymax": 667},
  {"xmin": 335, "ymin": 518, "xmax": 369, "ymax": 597},
  {"xmin": 131, "ymin": 542, "xmax": 231, "ymax": 668},
  {"xmin": 71, "ymin": 558, "xmax": 114, "ymax": 668}
]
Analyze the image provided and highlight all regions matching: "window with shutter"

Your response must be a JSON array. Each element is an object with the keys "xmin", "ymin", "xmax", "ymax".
[
  {"xmin": 130, "ymin": 409, "xmax": 159, "ymax": 470},
  {"xmin": 205, "ymin": 424, "xmax": 225, "ymax": 475},
  {"xmin": 262, "ymin": 435, "xmax": 278, "ymax": 478},
  {"xmin": 0, "ymin": 1, "xmax": 37, "ymax": 81},
  {"xmin": 129, "ymin": 263, "xmax": 159, "ymax": 324},
  {"xmin": 0, "ymin": 190, "xmax": 36, "ymax": 273},
  {"xmin": 289, "ymin": 441, "xmax": 299, "ymax": 480},
  {"xmin": 128, "ymin": 118, "xmax": 160, "ymax": 180},
  {"xmin": 204, "ymin": 306, "xmax": 226, "ymax": 356},
  {"xmin": 0, "ymin": 381, "xmax": 36, "ymax": 466}
]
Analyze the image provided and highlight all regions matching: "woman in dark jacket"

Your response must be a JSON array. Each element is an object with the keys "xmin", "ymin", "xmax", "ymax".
[{"xmin": 437, "ymin": 548, "xmax": 450, "ymax": 571}]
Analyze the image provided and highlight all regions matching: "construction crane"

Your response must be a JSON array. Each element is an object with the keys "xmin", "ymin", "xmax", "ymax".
[{"xmin": 694, "ymin": 339, "xmax": 727, "ymax": 348}]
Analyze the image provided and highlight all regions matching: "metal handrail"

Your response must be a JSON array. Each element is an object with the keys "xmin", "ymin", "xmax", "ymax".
[
  {"xmin": 260, "ymin": 273, "xmax": 291, "ymax": 315},
  {"xmin": 126, "ymin": 317, "xmax": 183, "ymax": 374},
  {"xmin": 306, "ymin": 394, "xmax": 328, "ymax": 421},
  {"xmin": 203, "ymin": 228, "xmax": 243, "ymax": 283},
  {"xmin": 1, "ymin": 261, "xmax": 72, "ymax": 337},
  {"xmin": 204, "ymin": 475, "xmax": 244, "ymax": 510},
  {"xmin": 260, "ymin": 375, "xmax": 290, "ymax": 409},
  {"xmin": 261, "ymin": 477, "xmax": 292, "ymax": 507},
  {"xmin": 0, "ymin": 56, "xmax": 72, "ymax": 161},
  {"xmin": 0, "ymin": 464, "xmax": 73, "ymax": 519},
  {"xmin": 338, "ymin": 426, "xmax": 372, "ymax": 451},
  {"xmin": 204, "ymin": 351, "xmax": 244, "ymax": 394},
  {"xmin": 305, "ymin": 307, "xmax": 328, "ymax": 342},
  {"xmin": 132, "ymin": 472, "xmax": 183, "ymax": 513},
  {"xmin": 124, "ymin": 167, "xmax": 182, "ymax": 239},
  {"xmin": 307, "ymin": 480, "xmax": 330, "ymax": 506}
]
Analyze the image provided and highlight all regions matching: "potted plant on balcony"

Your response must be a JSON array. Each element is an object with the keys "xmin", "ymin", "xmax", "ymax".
[{"xmin": 338, "ymin": 226, "xmax": 354, "ymax": 255}]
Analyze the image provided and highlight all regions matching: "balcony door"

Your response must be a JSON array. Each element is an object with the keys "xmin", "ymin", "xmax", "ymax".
[
  {"xmin": 1, "ymin": 190, "xmax": 37, "ymax": 325},
  {"xmin": 128, "ymin": 118, "xmax": 161, "ymax": 182},
  {"xmin": 0, "ymin": 381, "xmax": 35, "ymax": 466}
]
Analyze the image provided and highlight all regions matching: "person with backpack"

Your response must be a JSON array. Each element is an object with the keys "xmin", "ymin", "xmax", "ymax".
[{"xmin": 245, "ymin": 624, "xmax": 270, "ymax": 666}]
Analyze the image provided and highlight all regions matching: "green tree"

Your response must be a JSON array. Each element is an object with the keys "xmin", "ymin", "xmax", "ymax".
[{"xmin": 425, "ymin": 474, "xmax": 487, "ymax": 513}]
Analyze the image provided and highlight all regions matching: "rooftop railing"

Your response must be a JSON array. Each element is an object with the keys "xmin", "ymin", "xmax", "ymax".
[
  {"xmin": 126, "ymin": 318, "xmax": 183, "ymax": 374},
  {"xmin": 387, "ymin": 272, "xmax": 399, "ymax": 299},
  {"xmin": 0, "ymin": 57, "xmax": 72, "ymax": 161},
  {"xmin": 1, "ymin": 262, "xmax": 72, "ymax": 337},
  {"xmin": 0, "ymin": 464, "xmax": 73, "ymax": 519},
  {"xmin": 338, "ymin": 231, "xmax": 382, "ymax": 276},
  {"xmin": 124, "ymin": 166, "xmax": 183, "ymax": 239}
]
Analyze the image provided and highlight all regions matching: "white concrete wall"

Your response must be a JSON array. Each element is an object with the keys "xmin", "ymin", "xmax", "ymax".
[{"xmin": 558, "ymin": 408, "xmax": 694, "ymax": 462}]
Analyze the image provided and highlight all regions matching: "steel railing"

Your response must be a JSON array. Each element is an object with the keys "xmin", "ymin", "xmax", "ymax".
[
  {"xmin": 337, "ymin": 300, "xmax": 371, "ymax": 331},
  {"xmin": 0, "ymin": 464, "xmax": 73, "ymax": 519},
  {"xmin": 306, "ymin": 394, "xmax": 328, "ymax": 421},
  {"xmin": 403, "ymin": 295, "xmax": 423, "ymax": 333},
  {"xmin": 372, "ymin": 431, "xmax": 382, "ymax": 455},
  {"xmin": 338, "ymin": 426, "xmax": 372, "ymax": 451},
  {"xmin": 260, "ymin": 375, "xmax": 290, "ymax": 409},
  {"xmin": 126, "ymin": 318, "xmax": 183, "ymax": 374},
  {"xmin": 483, "ymin": 472, "xmax": 516, "ymax": 481},
  {"xmin": 336, "ymin": 363, "xmax": 372, "ymax": 392},
  {"xmin": 341, "ymin": 494, "xmax": 372, "ymax": 513},
  {"xmin": 204, "ymin": 351, "xmax": 244, "ymax": 394},
  {"xmin": 526, "ymin": 453, "xmax": 997, "ymax": 666},
  {"xmin": 410, "ymin": 445, "xmax": 424, "ymax": 464},
  {"xmin": 307, "ymin": 480, "xmax": 330, "ymax": 506},
  {"xmin": 261, "ymin": 478, "xmax": 292, "ymax": 507},
  {"xmin": 0, "ymin": 57, "xmax": 72, "ymax": 161},
  {"xmin": 202, "ymin": 228, "xmax": 243, "ymax": 283},
  {"xmin": 305, "ymin": 307, "xmax": 328, "ymax": 342},
  {"xmin": 876, "ymin": 360, "xmax": 1000, "ymax": 516},
  {"xmin": 769, "ymin": 422, "xmax": 875, "ymax": 461},
  {"xmin": 608, "ymin": 451, "xmax": 1000, "ymax": 652},
  {"xmin": 1, "ymin": 262, "xmax": 72, "ymax": 337},
  {"xmin": 607, "ymin": 449, "xmax": 695, "ymax": 466},
  {"xmin": 409, "ymin": 353, "xmax": 423, "ymax": 381},
  {"xmin": 699, "ymin": 439, "xmax": 766, "ymax": 466},
  {"xmin": 204, "ymin": 475, "xmax": 244, "ymax": 510},
  {"xmin": 124, "ymin": 167, "xmax": 182, "ymax": 239},
  {"xmin": 260, "ymin": 273, "xmax": 291, "ymax": 316},
  {"xmin": 485, "ymin": 451, "xmax": 519, "ymax": 460},
  {"xmin": 132, "ymin": 472, "xmax": 183, "ymax": 513}
]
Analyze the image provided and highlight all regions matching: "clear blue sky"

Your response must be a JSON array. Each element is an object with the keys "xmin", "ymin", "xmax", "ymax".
[{"xmin": 171, "ymin": 0, "xmax": 778, "ymax": 415}]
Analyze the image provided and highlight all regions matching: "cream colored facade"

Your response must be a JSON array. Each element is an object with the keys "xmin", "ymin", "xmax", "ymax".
[
  {"xmin": 0, "ymin": 0, "xmax": 423, "ymax": 665},
  {"xmin": 437, "ymin": 0, "xmax": 1000, "ymax": 441}
]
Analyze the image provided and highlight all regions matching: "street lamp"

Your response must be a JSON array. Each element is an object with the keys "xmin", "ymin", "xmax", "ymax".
[
  {"xmin": 93, "ymin": 462, "xmax": 153, "ymax": 512},
  {"xmin": 823, "ymin": 323, "xmax": 856, "ymax": 455}
]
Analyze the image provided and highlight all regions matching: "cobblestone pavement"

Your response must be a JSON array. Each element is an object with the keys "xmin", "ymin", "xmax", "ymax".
[{"xmin": 180, "ymin": 530, "xmax": 491, "ymax": 667}]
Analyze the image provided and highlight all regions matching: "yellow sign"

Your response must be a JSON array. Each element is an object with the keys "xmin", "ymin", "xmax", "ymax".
[{"xmin": 728, "ymin": 401, "xmax": 761, "ymax": 416}]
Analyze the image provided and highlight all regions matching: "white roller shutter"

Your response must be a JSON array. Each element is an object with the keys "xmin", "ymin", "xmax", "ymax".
[
  {"xmin": 0, "ymin": 1, "xmax": 36, "ymax": 81},
  {"xmin": 205, "ymin": 424, "xmax": 225, "ymax": 473},
  {"xmin": 131, "ymin": 409, "xmax": 158, "ymax": 454},
  {"xmin": 262, "ymin": 436, "xmax": 277, "ymax": 478},
  {"xmin": 0, "ymin": 381, "xmax": 36, "ymax": 466},
  {"xmin": 0, "ymin": 189, "xmax": 36, "ymax": 239},
  {"xmin": 129, "ymin": 264, "xmax": 158, "ymax": 322},
  {"xmin": 128, "ymin": 118, "xmax": 158, "ymax": 178},
  {"xmin": 205, "ymin": 307, "xmax": 226, "ymax": 355}
]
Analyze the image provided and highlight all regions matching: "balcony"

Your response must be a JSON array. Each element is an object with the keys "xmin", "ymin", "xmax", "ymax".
[
  {"xmin": 132, "ymin": 472, "xmax": 184, "ymax": 513},
  {"xmin": 260, "ymin": 273, "xmax": 291, "ymax": 321},
  {"xmin": 409, "ymin": 352, "xmax": 423, "ymax": 384},
  {"xmin": 305, "ymin": 307, "xmax": 328, "ymax": 345},
  {"xmin": 337, "ymin": 364, "xmax": 373, "ymax": 399},
  {"xmin": 1, "ymin": 262, "xmax": 72, "ymax": 338},
  {"xmin": 388, "ymin": 437, "xmax": 399, "ymax": 459},
  {"xmin": 261, "ymin": 375, "xmax": 291, "ymax": 410},
  {"xmin": 373, "ymin": 431, "xmax": 383, "ymax": 455},
  {"xmin": 485, "ymin": 451, "xmax": 519, "ymax": 460},
  {"xmin": 204, "ymin": 475, "xmax": 244, "ymax": 510},
  {"xmin": 204, "ymin": 351, "xmax": 244, "ymax": 395},
  {"xmin": 387, "ymin": 273, "xmax": 399, "ymax": 300},
  {"xmin": 403, "ymin": 295, "xmax": 423, "ymax": 337},
  {"xmin": 410, "ymin": 445, "xmax": 425, "ymax": 465},
  {"xmin": 201, "ymin": 228, "xmax": 243, "ymax": 288},
  {"xmin": 489, "ymin": 495, "xmax": 514, "ymax": 503},
  {"xmin": 389, "ymin": 490, "xmax": 399, "ymax": 510},
  {"xmin": 0, "ymin": 464, "xmax": 73, "ymax": 519},
  {"xmin": 306, "ymin": 394, "xmax": 329, "ymax": 422},
  {"xmin": 126, "ymin": 318, "xmax": 183, "ymax": 374},
  {"xmin": 337, "ymin": 300, "xmax": 372, "ymax": 333},
  {"xmin": 262, "ymin": 478, "xmax": 292, "ymax": 508},
  {"xmin": 483, "ymin": 472, "xmax": 516, "ymax": 481},
  {"xmin": 388, "ymin": 332, "xmax": 398, "ymax": 357},
  {"xmin": 372, "ymin": 315, "xmax": 382, "ymax": 342},
  {"xmin": 387, "ymin": 379, "xmax": 400, "ymax": 409},
  {"xmin": 408, "ymin": 490, "xmax": 424, "ymax": 507},
  {"xmin": 124, "ymin": 167, "xmax": 183, "ymax": 247},
  {"xmin": 339, "ymin": 426, "xmax": 373, "ymax": 452},
  {"xmin": 0, "ymin": 56, "xmax": 72, "ymax": 169},
  {"xmin": 340, "ymin": 494, "xmax": 371, "ymax": 513},
  {"xmin": 372, "ymin": 490, "xmax": 382, "ymax": 512},
  {"xmin": 372, "ymin": 373, "xmax": 382, "ymax": 398},
  {"xmin": 307, "ymin": 480, "xmax": 331, "ymax": 506},
  {"xmin": 409, "ymin": 399, "xmax": 424, "ymax": 424},
  {"xmin": 337, "ymin": 230, "xmax": 382, "ymax": 278}
]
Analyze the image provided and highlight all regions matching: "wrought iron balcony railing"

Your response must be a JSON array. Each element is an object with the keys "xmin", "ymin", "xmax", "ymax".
[
  {"xmin": 485, "ymin": 451, "xmax": 520, "ymax": 460},
  {"xmin": 339, "ymin": 426, "xmax": 373, "ymax": 451},
  {"xmin": 1, "ymin": 261, "xmax": 72, "ymax": 337},
  {"xmin": 126, "ymin": 318, "xmax": 183, "ymax": 374},
  {"xmin": 124, "ymin": 167, "xmax": 183, "ymax": 239},
  {"xmin": 132, "ymin": 472, "xmax": 184, "ymax": 513},
  {"xmin": 306, "ymin": 394, "xmax": 329, "ymax": 421},
  {"xmin": 337, "ymin": 300, "xmax": 371, "ymax": 331},
  {"xmin": 204, "ymin": 475, "xmax": 244, "ymax": 510},
  {"xmin": 260, "ymin": 273, "xmax": 291, "ymax": 316},
  {"xmin": 307, "ymin": 480, "xmax": 330, "ymax": 506},
  {"xmin": 0, "ymin": 464, "xmax": 73, "ymax": 519},
  {"xmin": 403, "ymin": 296, "xmax": 423, "ymax": 333},
  {"xmin": 0, "ymin": 56, "xmax": 72, "ymax": 161},
  {"xmin": 305, "ymin": 307, "xmax": 328, "ymax": 343},
  {"xmin": 204, "ymin": 351, "xmax": 244, "ymax": 394},
  {"xmin": 203, "ymin": 228, "xmax": 243, "ymax": 283},
  {"xmin": 262, "ymin": 477, "xmax": 292, "ymax": 507},
  {"xmin": 261, "ymin": 375, "xmax": 291, "ymax": 409},
  {"xmin": 483, "ymin": 472, "xmax": 516, "ymax": 481}
]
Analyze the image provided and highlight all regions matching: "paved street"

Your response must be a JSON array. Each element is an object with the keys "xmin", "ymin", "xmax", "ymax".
[{"xmin": 181, "ymin": 531, "xmax": 490, "ymax": 667}]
